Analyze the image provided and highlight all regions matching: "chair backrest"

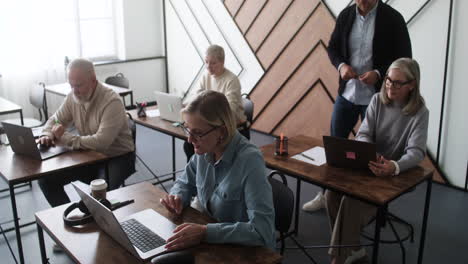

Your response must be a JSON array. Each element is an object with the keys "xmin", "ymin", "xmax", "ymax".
[
  {"xmin": 30, "ymin": 82, "xmax": 45, "ymax": 109},
  {"xmin": 268, "ymin": 171, "xmax": 294, "ymax": 233},
  {"xmin": 126, "ymin": 113, "xmax": 136, "ymax": 144},
  {"xmin": 29, "ymin": 82, "xmax": 48, "ymax": 122},
  {"xmin": 105, "ymin": 73, "xmax": 129, "ymax": 89},
  {"xmin": 242, "ymin": 97, "xmax": 254, "ymax": 125}
]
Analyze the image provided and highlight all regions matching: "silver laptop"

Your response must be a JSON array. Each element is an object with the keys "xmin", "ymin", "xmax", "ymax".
[
  {"xmin": 154, "ymin": 91, "xmax": 183, "ymax": 123},
  {"xmin": 72, "ymin": 182, "xmax": 176, "ymax": 260},
  {"xmin": 1, "ymin": 122, "xmax": 69, "ymax": 160}
]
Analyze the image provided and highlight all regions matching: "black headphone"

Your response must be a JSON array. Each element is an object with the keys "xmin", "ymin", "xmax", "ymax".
[{"xmin": 63, "ymin": 198, "xmax": 111, "ymax": 227}]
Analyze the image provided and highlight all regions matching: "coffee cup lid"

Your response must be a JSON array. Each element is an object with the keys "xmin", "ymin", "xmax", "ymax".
[{"xmin": 90, "ymin": 179, "xmax": 107, "ymax": 190}]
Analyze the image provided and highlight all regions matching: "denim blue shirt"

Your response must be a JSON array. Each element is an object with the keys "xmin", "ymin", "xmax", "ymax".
[
  {"xmin": 170, "ymin": 131, "xmax": 276, "ymax": 250},
  {"xmin": 342, "ymin": 2, "xmax": 378, "ymax": 105}
]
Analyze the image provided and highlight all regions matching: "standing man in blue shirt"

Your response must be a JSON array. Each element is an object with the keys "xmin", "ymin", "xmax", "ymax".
[{"xmin": 303, "ymin": 0, "xmax": 412, "ymax": 212}]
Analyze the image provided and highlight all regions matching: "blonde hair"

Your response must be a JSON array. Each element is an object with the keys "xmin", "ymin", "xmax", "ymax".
[
  {"xmin": 380, "ymin": 58, "xmax": 425, "ymax": 115},
  {"xmin": 206, "ymin": 44, "xmax": 225, "ymax": 62},
  {"xmin": 181, "ymin": 90, "xmax": 236, "ymax": 147}
]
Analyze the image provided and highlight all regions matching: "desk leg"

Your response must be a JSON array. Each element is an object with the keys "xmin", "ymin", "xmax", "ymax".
[
  {"xmin": 10, "ymin": 185, "xmax": 25, "ymax": 264},
  {"xmin": 417, "ymin": 179, "xmax": 432, "ymax": 264},
  {"xmin": 371, "ymin": 206, "xmax": 384, "ymax": 264},
  {"xmin": 37, "ymin": 223, "xmax": 48, "ymax": 264},
  {"xmin": 19, "ymin": 110, "xmax": 24, "ymax": 126},
  {"xmin": 130, "ymin": 93, "xmax": 134, "ymax": 107},
  {"xmin": 172, "ymin": 137, "xmax": 176, "ymax": 181},
  {"xmin": 294, "ymin": 179, "xmax": 302, "ymax": 235}
]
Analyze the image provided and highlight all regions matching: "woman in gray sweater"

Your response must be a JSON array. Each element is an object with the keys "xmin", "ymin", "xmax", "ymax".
[{"xmin": 326, "ymin": 58, "xmax": 429, "ymax": 264}]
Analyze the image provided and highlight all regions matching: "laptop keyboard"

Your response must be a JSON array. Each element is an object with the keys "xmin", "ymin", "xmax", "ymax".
[{"xmin": 121, "ymin": 218, "xmax": 166, "ymax": 253}]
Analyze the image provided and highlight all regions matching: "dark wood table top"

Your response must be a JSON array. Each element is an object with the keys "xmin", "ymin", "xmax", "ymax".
[
  {"xmin": 35, "ymin": 182, "xmax": 282, "ymax": 264},
  {"xmin": 0, "ymin": 145, "xmax": 108, "ymax": 185},
  {"xmin": 261, "ymin": 135, "xmax": 433, "ymax": 206},
  {"xmin": 0, "ymin": 97, "xmax": 22, "ymax": 115},
  {"xmin": 128, "ymin": 106, "xmax": 187, "ymax": 140}
]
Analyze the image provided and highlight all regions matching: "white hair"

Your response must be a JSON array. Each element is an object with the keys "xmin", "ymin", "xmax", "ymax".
[
  {"xmin": 67, "ymin": 58, "xmax": 96, "ymax": 76},
  {"xmin": 206, "ymin": 45, "xmax": 225, "ymax": 62}
]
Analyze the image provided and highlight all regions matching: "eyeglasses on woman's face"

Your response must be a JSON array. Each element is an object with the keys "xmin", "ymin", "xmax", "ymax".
[
  {"xmin": 384, "ymin": 76, "xmax": 413, "ymax": 89},
  {"xmin": 180, "ymin": 123, "xmax": 220, "ymax": 141}
]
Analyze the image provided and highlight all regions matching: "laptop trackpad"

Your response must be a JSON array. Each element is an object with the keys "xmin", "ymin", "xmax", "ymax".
[{"xmin": 39, "ymin": 145, "xmax": 69, "ymax": 159}]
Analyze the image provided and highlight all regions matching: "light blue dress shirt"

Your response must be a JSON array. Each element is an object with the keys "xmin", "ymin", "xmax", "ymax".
[
  {"xmin": 170, "ymin": 131, "xmax": 276, "ymax": 250},
  {"xmin": 341, "ymin": 3, "xmax": 378, "ymax": 105}
]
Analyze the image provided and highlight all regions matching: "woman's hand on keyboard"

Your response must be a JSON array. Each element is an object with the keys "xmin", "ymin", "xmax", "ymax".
[
  {"xmin": 160, "ymin": 194, "xmax": 183, "ymax": 215},
  {"xmin": 165, "ymin": 223, "xmax": 207, "ymax": 250}
]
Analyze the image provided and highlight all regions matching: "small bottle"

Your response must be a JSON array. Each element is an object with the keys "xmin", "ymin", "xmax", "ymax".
[{"xmin": 274, "ymin": 135, "xmax": 288, "ymax": 156}]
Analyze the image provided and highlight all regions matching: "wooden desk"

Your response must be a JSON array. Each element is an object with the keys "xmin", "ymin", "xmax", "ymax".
[
  {"xmin": 260, "ymin": 135, "xmax": 433, "ymax": 264},
  {"xmin": 128, "ymin": 106, "xmax": 186, "ymax": 140},
  {"xmin": 0, "ymin": 145, "xmax": 109, "ymax": 264},
  {"xmin": 128, "ymin": 106, "xmax": 187, "ymax": 180},
  {"xmin": 45, "ymin": 82, "xmax": 134, "ymax": 108},
  {"xmin": 0, "ymin": 97, "xmax": 23, "ymax": 125},
  {"xmin": 35, "ymin": 182, "xmax": 282, "ymax": 264}
]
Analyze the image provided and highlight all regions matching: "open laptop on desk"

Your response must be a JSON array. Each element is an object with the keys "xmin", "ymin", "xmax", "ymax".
[
  {"xmin": 2, "ymin": 122, "xmax": 69, "ymax": 160},
  {"xmin": 323, "ymin": 136, "xmax": 376, "ymax": 170},
  {"xmin": 154, "ymin": 91, "xmax": 183, "ymax": 123},
  {"xmin": 72, "ymin": 182, "xmax": 176, "ymax": 260}
]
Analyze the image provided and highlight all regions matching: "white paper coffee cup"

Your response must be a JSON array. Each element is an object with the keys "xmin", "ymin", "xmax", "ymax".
[{"xmin": 90, "ymin": 179, "xmax": 107, "ymax": 200}]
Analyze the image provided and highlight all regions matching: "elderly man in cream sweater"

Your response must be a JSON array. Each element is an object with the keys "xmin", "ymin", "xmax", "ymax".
[{"xmin": 38, "ymin": 58, "xmax": 135, "ymax": 208}]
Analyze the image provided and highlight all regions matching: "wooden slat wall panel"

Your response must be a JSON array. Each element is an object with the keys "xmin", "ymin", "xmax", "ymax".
[
  {"xmin": 252, "ymin": 45, "xmax": 336, "ymax": 132},
  {"xmin": 224, "ymin": 0, "xmax": 244, "ymax": 17},
  {"xmin": 235, "ymin": 0, "xmax": 267, "ymax": 34},
  {"xmin": 245, "ymin": 0, "xmax": 292, "ymax": 51},
  {"xmin": 272, "ymin": 82, "xmax": 333, "ymax": 138},
  {"xmin": 255, "ymin": 0, "xmax": 320, "ymax": 69},
  {"xmin": 250, "ymin": 5, "xmax": 335, "ymax": 119}
]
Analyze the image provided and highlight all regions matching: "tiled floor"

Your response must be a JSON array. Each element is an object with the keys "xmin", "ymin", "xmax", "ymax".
[{"xmin": 0, "ymin": 126, "xmax": 467, "ymax": 263}]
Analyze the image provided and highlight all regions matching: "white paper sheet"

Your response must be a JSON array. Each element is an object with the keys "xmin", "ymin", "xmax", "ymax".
[
  {"xmin": 292, "ymin": 146, "xmax": 326, "ymax": 166},
  {"xmin": 146, "ymin": 109, "xmax": 160, "ymax": 117}
]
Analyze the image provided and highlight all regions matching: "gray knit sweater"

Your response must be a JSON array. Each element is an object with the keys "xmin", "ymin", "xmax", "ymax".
[{"xmin": 356, "ymin": 94, "xmax": 429, "ymax": 172}]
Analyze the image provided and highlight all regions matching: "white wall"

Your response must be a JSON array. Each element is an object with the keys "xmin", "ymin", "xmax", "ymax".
[
  {"xmin": 121, "ymin": 0, "xmax": 164, "ymax": 59},
  {"xmin": 440, "ymin": 0, "xmax": 468, "ymax": 187}
]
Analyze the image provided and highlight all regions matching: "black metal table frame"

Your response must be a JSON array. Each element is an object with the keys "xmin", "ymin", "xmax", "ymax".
[
  {"xmin": 131, "ymin": 121, "xmax": 187, "ymax": 181},
  {"xmin": 268, "ymin": 168, "xmax": 433, "ymax": 264}
]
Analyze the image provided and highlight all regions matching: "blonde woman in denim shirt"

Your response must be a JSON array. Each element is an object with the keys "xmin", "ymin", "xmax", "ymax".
[{"xmin": 160, "ymin": 90, "xmax": 276, "ymax": 251}]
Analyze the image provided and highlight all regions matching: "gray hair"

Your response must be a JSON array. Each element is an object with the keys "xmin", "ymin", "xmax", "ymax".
[
  {"xmin": 205, "ymin": 44, "xmax": 225, "ymax": 62},
  {"xmin": 181, "ymin": 90, "xmax": 236, "ymax": 147},
  {"xmin": 380, "ymin": 58, "xmax": 425, "ymax": 115},
  {"xmin": 67, "ymin": 58, "xmax": 96, "ymax": 77}
]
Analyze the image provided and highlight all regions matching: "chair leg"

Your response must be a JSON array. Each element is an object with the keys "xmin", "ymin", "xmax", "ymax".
[
  {"xmin": 388, "ymin": 219, "xmax": 406, "ymax": 264},
  {"xmin": 289, "ymin": 236, "xmax": 318, "ymax": 264},
  {"xmin": 280, "ymin": 233, "xmax": 285, "ymax": 255},
  {"xmin": 388, "ymin": 213, "xmax": 414, "ymax": 242}
]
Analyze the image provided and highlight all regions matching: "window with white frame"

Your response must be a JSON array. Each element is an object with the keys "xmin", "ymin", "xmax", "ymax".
[{"xmin": 76, "ymin": 0, "xmax": 118, "ymax": 60}]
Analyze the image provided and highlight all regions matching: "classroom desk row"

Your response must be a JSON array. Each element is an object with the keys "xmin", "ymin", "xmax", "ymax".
[{"xmin": 0, "ymin": 106, "xmax": 433, "ymax": 264}]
